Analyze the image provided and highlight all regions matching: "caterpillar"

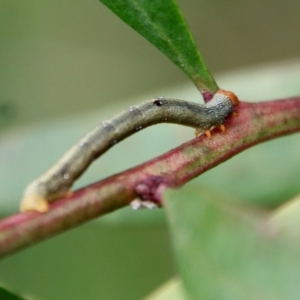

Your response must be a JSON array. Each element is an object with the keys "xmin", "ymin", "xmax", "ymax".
[{"xmin": 20, "ymin": 89, "xmax": 239, "ymax": 212}]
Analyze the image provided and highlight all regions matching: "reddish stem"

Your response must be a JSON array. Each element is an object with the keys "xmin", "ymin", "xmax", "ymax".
[{"xmin": 0, "ymin": 96, "xmax": 300, "ymax": 258}]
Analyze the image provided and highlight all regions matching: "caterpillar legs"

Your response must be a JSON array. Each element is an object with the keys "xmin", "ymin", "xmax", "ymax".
[{"xmin": 195, "ymin": 124, "xmax": 227, "ymax": 139}]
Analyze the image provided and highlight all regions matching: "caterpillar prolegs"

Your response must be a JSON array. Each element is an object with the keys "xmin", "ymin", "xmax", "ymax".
[{"xmin": 20, "ymin": 89, "xmax": 239, "ymax": 212}]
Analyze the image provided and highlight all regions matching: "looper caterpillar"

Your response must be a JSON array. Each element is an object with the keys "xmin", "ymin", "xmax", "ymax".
[{"xmin": 20, "ymin": 89, "xmax": 239, "ymax": 212}]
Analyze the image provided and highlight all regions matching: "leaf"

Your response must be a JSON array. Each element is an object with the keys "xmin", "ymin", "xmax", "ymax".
[
  {"xmin": 144, "ymin": 277, "xmax": 187, "ymax": 300},
  {"xmin": 269, "ymin": 193, "xmax": 300, "ymax": 237},
  {"xmin": 0, "ymin": 287, "xmax": 27, "ymax": 300},
  {"xmin": 0, "ymin": 102, "xmax": 14, "ymax": 132},
  {"xmin": 164, "ymin": 186, "xmax": 300, "ymax": 300},
  {"xmin": 98, "ymin": 0, "xmax": 218, "ymax": 95}
]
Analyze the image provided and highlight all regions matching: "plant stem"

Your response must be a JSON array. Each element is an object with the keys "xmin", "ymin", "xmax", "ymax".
[{"xmin": 0, "ymin": 96, "xmax": 300, "ymax": 258}]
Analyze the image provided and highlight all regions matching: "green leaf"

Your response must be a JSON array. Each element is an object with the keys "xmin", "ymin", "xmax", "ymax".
[
  {"xmin": 0, "ymin": 287, "xmax": 27, "ymax": 300},
  {"xmin": 98, "ymin": 0, "xmax": 218, "ymax": 95},
  {"xmin": 144, "ymin": 277, "xmax": 187, "ymax": 300},
  {"xmin": 164, "ymin": 187, "xmax": 300, "ymax": 300},
  {"xmin": 0, "ymin": 102, "xmax": 14, "ymax": 132},
  {"xmin": 269, "ymin": 194, "xmax": 300, "ymax": 237}
]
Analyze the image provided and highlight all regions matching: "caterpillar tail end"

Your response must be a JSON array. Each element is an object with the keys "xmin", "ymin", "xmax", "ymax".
[{"xmin": 20, "ymin": 195, "xmax": 49, "ymax": 213}]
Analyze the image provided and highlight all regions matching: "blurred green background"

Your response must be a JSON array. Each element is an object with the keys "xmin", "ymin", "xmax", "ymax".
[{"xmin": 0, "ymin": 1, "xmax": 300, "ymax": 299}]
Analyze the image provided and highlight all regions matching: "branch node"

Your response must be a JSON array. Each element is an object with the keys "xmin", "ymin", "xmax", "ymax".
[{"xmin": 134, "ymin": 176, "xmax": 172, "ymax": 206}]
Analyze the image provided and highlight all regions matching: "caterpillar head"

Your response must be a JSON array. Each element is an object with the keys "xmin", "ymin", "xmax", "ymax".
[{"xmin": 217, "ymin": 90, "xmax": 239, "ymax": 106}]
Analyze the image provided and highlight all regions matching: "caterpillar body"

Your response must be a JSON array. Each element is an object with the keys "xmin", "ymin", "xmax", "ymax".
[{"xmin": 20, "ymin": 90, "xmax": 238, "ymax": 212}]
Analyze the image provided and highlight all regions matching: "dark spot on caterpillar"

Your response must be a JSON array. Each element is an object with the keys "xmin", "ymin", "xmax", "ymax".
[
  {"xmin": 110, "ymin": 139, "xmax": 118, "ymax": 146},
  {"xmin": 135, "ymin": 125, "xmax": 143, "ymax": 131},
  {"xmin": 57, "ymin": 163, "xmax": 70, "ymax": 178},
  {"xmin": 153, "ymin": 98, "xmax": 164, "ymax": 106}
]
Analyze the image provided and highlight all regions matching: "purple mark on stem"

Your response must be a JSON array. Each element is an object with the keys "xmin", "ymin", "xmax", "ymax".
[
  {"xmin": 202, "ymin": 91, "xmax": 214, "ymax": 103},
  {"xmin": 135, "ymin": 176, "xmax": 172, "ymax": 206}
]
